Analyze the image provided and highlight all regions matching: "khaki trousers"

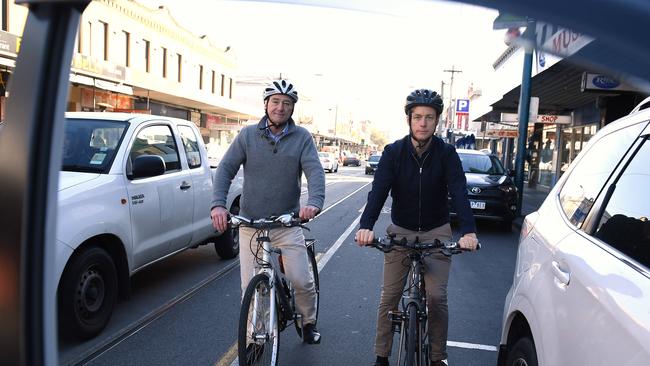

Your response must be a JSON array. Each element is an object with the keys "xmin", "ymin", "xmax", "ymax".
[
  {"xmin": 239, "ymin": 226, "xmax": 318, "ymax": 324},
  {"xmin": 374, "ymin": 223, "xmax": 453, "ymax": 361}
]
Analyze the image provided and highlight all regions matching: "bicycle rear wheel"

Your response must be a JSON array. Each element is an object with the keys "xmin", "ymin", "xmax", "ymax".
[
  {"xmin": 238, "ymin": 273, "xmax": 280, "ymax": 366},
  {"xmin": 295, "ymin": 242, "xmax": 320, "ymax": 337},
  {"xmin": 401, "ymin": 304, "xmax": 418, "ymax": 366}
]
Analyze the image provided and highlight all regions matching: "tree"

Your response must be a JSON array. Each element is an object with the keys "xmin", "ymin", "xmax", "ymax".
[{"xmin": 370, "ymin": 127, "xmax": 388, "ymax": 149}]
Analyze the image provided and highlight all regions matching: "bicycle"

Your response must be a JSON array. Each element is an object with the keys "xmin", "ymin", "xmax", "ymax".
[
  {"xmin": 231, "ymin": 213, "xmax": 320, "ymax": 366},
  {"xmin": 367, "ymin": 236, "xmax": 480, "ymax": 366}
]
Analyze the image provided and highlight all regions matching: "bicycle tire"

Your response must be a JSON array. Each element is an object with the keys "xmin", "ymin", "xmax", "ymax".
[
  {"xmin": 238, "ymin": 273, "xmax": 280, "ymax": 366},
  {"xmin": 402, "ymin": 304, "xmax": 418, "ymax": 366},
  {"xmin": 295, "ymin": 244, "xmax": 320, "ymax": 337}
]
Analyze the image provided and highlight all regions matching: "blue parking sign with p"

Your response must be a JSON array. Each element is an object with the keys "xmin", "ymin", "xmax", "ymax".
[{"xmin": 456, "ymin": 99, "xmax": 470, "ymax": 113}]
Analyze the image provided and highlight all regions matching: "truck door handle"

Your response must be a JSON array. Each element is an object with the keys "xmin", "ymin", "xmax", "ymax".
[
  {"xmin": 552, "ymin": 261, "xmax": 571, "ymax": 287},
  {"xmin": 180, "ymin": 181, "xmax": 192, "ymax": 190}
]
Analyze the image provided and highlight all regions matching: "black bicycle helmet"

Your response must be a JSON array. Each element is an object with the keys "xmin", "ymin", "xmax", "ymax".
[{"xmin": 404, "ymin": 89, "xmax": 443, "ymax": 115}]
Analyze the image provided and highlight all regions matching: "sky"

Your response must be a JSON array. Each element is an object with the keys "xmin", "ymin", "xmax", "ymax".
[{"xmin": 135, "ymin": 0, "xmax": 506, "ymax": 140}]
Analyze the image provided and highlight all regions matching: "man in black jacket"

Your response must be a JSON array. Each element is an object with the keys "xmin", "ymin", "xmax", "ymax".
[{"xmin": 356, "ymin": 89, "xmax": 479, "ymax": 366}]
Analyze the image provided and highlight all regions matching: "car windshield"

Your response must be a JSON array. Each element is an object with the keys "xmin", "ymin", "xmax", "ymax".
[
  {"xmin": 62, "ymin": 119, "xmax": 128, "ymax": 173},
  {"xmin": 458, "ymin": 153, "xmax": 505, "ymax": 175},
  {"xmin": 318, "ymin": 152, "xmax": 329, "ymax": 158},
  {"xmin": 368, "ymin": 155, "xmax": 381, "ymax": 162}
]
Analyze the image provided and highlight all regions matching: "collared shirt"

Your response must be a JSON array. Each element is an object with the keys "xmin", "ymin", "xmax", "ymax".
[{"xmin": 265, "ymin": 120, "xmax": 288, "ymax": 143}]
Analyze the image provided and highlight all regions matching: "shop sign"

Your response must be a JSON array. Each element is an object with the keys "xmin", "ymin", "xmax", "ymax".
[
  {"xmin": 0, "ymin": 31, "xmax": 20, "ymax": 55},
  {"xmin": 581, "ymin": 72, "xmax": 636, "ymax": 92},
  {"xmin": 501, "ymin": 112, "xmax": 571, "ymax": 125},
  {"xmin": 486, "ymin": 129, "xmax": 519, "ymax": 138},
  {"xmin": 71, "ymin": 54, "xmax": 126, "ymax": 81},
  {"xmin": 536, "ymin": 23, "xmax": 593, "ymax": 58}
]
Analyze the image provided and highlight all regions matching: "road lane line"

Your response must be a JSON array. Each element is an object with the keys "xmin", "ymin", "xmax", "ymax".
[
  {"xmin": 317, "ymin": 183, "xmax": 369, "ymax": 217},
  {"xmin": 447, "ymin": 340, "xmax": 498, "ymax": 352},
  {"xmin": 316, "ymin": 212, "xmax": 361, "ymax": 272}
]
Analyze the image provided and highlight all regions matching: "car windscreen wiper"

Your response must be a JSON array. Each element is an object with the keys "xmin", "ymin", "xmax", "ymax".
[{"xmin": 61, "ymin": 164, "xmax": 102, "ymax": 173}]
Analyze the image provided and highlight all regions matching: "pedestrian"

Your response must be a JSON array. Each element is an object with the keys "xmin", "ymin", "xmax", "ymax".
[
  {"xmin": 355, "ymin": 89, "xmax": 479, "ymax": 366},
  {"xmin": 210, "ymin": 79, "xmax": 326, "ymax": 347}
]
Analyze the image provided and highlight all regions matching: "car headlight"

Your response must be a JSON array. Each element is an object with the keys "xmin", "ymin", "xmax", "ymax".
[{"xmin": 498, "ymin": 185, "xmax": 517, "ymax": 194}]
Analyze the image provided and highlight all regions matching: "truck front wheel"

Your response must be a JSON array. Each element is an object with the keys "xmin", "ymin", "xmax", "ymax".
[{"xmin": 58, "ymin": 246, "xmax": 118, "ymax": 340}]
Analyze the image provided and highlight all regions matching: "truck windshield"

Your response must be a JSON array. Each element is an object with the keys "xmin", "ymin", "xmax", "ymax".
[{"xmin": 62, "ymin": 119, "xmax": 128, "ymax": 173}]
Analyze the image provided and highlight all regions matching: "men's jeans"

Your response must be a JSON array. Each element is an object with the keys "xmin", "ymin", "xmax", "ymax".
[
  {"xmin": 374, "ymin": 223, "xmax": 453, "ymax": 361},
  {"xmin": 239, "ymin": 226, "xmax": 318, "ymax": 324}
]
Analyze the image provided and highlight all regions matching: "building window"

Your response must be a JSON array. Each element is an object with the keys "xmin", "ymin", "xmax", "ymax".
[
  {"xmin": 220, "ymin": 74, "xmax": 225, "ymax": 96},
  {"xmin": 211, "ymin": 71, "xmax": 215, "ymax": 94},
  {"xmin": 229, "ymin": 78, "xmax": 233, "ymax": 99},
  {"xmin": 199, "ymin": 65, "xmax": 203, "ymax": 90},
  {"xmin": 99, "ymin": 21, "xmax": 109, "ymax": 61},
  {"xmin": 123, "ymin": 31, "xmax": 130, "ymax": 67},
  {"xmin": 87, "ymin": 21, "xmax": 93, "ymax": 57},
  {"xmin": 143, "ymin": 39, "xmax": 150, "ymax": 73},
  {"xmin": 177, "ymin": 53, "xmax": 182, "ymax": 83},
  {"xmin": 162, "ymin": 47, "xmax": 167, "ymax": 78}
]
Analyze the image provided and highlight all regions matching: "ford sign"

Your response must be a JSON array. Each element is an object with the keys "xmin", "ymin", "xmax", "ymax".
[{"xmin": 592, "ymin": 75, "xmax": 620, "ymax": 89}]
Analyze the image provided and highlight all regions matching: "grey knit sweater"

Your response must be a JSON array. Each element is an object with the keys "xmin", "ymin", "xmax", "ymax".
[{"xmin": 211, "ymin": 117, "xmax": 325, "ymax": 219}]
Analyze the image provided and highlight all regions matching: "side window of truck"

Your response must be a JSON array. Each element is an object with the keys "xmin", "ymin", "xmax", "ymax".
[
  {"xmin": 178, "ymin": 125, "xmax": 202, "ymax": 169},
  {"xmin": 129, "ymin": 124, "xmax": 181, "ymax": 173}
]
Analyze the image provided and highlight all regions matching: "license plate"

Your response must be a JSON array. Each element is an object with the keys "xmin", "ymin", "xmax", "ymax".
[{"xmin": 470, "ymin": 201, "xmax": 486, "ymax": 210}]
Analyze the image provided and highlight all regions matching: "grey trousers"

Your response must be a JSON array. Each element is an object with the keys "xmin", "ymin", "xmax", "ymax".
[
  {"xmin": 374, "ymin": 223, "xmax": 453, "ymax": 361},
  {"xmin": 239, "ymin": 226, "xmax": 318, "ymax": 324}
]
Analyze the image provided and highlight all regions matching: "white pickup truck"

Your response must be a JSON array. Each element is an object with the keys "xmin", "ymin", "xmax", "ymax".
[{"xmin": 56, "ymin": 112, "xmax": 242, "ymax": 340}]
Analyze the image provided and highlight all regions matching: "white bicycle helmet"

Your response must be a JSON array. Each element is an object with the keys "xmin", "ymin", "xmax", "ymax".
[{"xmin": 263, "ymin": 79, "xmax": 299, "ymax": 103}]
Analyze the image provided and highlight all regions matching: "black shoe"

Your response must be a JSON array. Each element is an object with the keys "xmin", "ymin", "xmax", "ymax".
[
  {"xmin": 245, "ymin": 343, "xmax": 264, "ymax": 364},
  {"xmin": 302, "ymin": 323, "xmax": 321, "ymax": 344},
  {"xmin": 430, "ymin": 360, "xmax": 448, "ymax": 366},
  {"xmin": 373, "ymin": 356, "xmax": 389, "ymax": 366}
]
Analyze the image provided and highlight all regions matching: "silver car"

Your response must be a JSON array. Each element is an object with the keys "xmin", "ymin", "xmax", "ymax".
[{"xmin": 498, "ymin": 98, "xmax": 650, "ymax": 365}]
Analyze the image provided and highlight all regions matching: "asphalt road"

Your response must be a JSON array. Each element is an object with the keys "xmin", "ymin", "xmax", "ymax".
[{"xmin": 59, "ymin": 166, "xmax": 519, "ymax": 366}]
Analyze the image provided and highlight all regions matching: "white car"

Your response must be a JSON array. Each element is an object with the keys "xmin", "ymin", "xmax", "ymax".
[
  {"xmin": 57, "ymin": 113, "xmax": 242, "ymax": 340},
  {"xmin": 498, "ymin": 99, "xmax": 650, "ymax": 365},
  {"xmin": 318, "ymin": 151, "xmax": 339, "ymax": 173}
]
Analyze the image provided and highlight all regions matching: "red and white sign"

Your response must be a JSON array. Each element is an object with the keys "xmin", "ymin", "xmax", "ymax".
[{"xmin": 501, "ymin": 112, "xmax": 571, "ymax": 125}]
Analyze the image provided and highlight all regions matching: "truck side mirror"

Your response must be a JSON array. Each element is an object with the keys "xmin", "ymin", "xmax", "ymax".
[{"xmin": 131, "ymin": 155, "xmax": 166, "ymax": 179}]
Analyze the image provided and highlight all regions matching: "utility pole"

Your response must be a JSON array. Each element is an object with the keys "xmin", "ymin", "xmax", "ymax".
[{"xmin": 444, "ymin": 65, "xmax": 462, "ymax": 129}]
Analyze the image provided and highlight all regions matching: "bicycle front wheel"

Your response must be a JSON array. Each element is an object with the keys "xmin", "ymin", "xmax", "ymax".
[
  {"xmin": 238, "ymin": 273, "xmax": 280, "ymax": 366},
  {"xmin": 295, "ymin": 243, "xmax": 320, "ymax": 337},
  {"xmin": 401, "ymin": 304, "xmax": 418, "ymax": 366}
]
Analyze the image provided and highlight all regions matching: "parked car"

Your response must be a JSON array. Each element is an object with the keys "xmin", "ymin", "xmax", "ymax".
[
  {"xmin": 449, "ymin": 148, "xmax": 517, "ymax": 230},
  {"xmin": 497, "ymin": 99, "xmax": 650, "ymax": 366},
  {"xmin": 343, "ymin": 153, "xmax": 361, "ymax": 166},
  {"xmin": 365, "ymin": 154, "xmax": 381, "ymax": 174},
  {"xmin": 56, "ymin": 112, "xmax": 242, "ymax": 340},
  {"xmin": 318, "ymin": 151, "xmax": 339, "ymax": 173}
]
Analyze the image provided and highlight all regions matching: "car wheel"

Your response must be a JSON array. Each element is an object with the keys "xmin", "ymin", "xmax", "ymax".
[
  {"xmin": 58, "ymin": 246, "xmax": 118, "ymax": 340},
  {"xmin": 506, "ymin": 337, "xmax": 538, "ymax": 366},
  {"xmin": 214, "ymin": 203, "xmax": 240, "ymax": 259},
  {"xmin": 334, "ymin": 165, "xmax": 338, "ymax": 172}
]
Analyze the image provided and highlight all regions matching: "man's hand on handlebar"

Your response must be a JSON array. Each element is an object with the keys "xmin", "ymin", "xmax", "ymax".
[
  {"xmin": 211, "ymin": 206, "xmax": 229, "ymax": 233},
  {"xmin": 299, "ymin": 205, "xmax": 320, "ymax": 221},
  {"xmin": 458, "ymin": 232, "xmax": 479, "ymax": 251},
  {"xmin": 355, "ymin": 228, "xmax": 374, "ymax": 246}
]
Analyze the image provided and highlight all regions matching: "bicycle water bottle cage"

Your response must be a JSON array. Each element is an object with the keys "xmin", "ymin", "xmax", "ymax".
[{"xmin": 256, "ymin": 236, "xmax": 271, "ymax": 243}]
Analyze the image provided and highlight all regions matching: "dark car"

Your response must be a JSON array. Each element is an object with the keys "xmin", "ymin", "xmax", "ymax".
[
  {"xmin": 343, "ymin": 153, "xmax": 361, "ymax": 166},
  {"xmin": 449, "ymin": 149, "xmax": 518, "ymax": 230},
  {"xmin": 365, "ymin": 154, "xmax": 381, "ymax": 174}
]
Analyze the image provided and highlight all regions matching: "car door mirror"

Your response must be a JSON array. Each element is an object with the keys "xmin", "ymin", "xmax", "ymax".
[{"xmin": 131, "ymin": 155, "xmax": 166, "ymax": 179}]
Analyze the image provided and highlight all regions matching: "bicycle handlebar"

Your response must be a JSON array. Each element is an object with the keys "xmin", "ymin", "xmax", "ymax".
[
  {"xmin": 367, "ymin": 237, "xmax": 481, "ymax": 255},
  {"xmin": 229, "ymin": 212, "xmax": 308, "ymax": 230}
]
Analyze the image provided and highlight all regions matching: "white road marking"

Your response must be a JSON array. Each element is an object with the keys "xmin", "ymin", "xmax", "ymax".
[{"xmin": 447, "ymin": 340, "xmax": 498, "ymax": 352}]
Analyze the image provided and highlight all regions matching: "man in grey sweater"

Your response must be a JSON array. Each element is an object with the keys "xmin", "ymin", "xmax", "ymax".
[{"xmin": 211, "ymin": 79, "xmax": 325, "ymax": 346}]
